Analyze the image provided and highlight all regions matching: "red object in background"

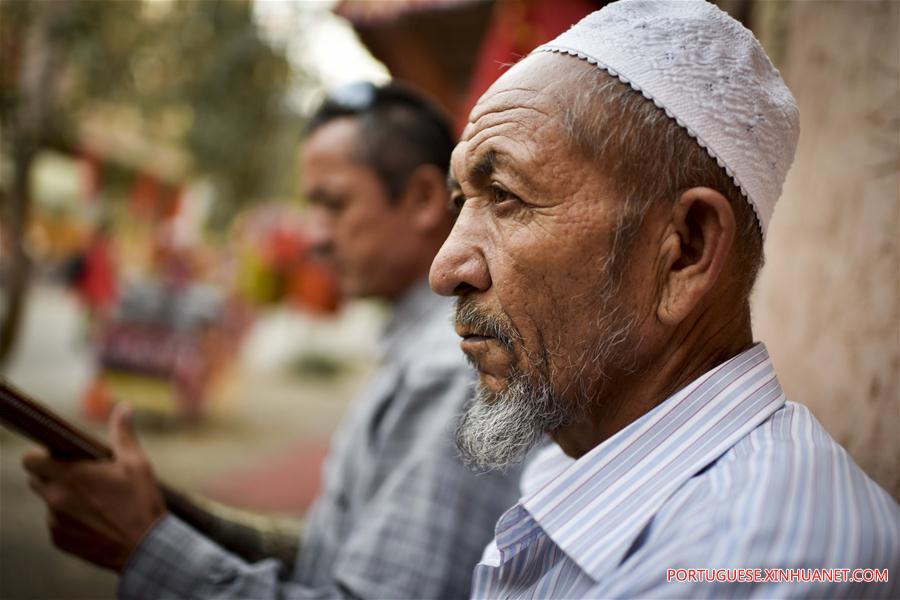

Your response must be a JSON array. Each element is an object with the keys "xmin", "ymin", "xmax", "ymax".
[
  {"xmin": 130, "ymin": 172, "xmax": 161, "ymax": 219},
  {"xmin": 261, "ymin": 220, "xmax": 342, "ymax": 315},
  {"xmin": 265, "ymin": 223, "xmax": 309, "ymax": 268},
  {"xmin": 83, "ymin": 378, "xmax": 114, "ymax": 421},
  {"xmin": 204, "ymin": 439, "xmax": 331, "ymax": 514},
  {"xmin": 334, "ymin": 0, "xmax": 600, "ymax": 133},
  {"xmin": 289, "ymin": 260, "xmax": 341, "ymax": 315},
  {"xmin": 130, "ymin": 172, "xmax": 183, "ymax": 221},
  {"xmin": 459, "ymin": 0, "xmax": 602, "ymax": 132},
  {"xmin": 76, "ymin": 231, "xmax": 118, "ymax": 315}
]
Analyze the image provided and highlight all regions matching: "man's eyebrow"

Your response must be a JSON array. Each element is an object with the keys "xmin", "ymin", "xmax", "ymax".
[
  {"xmin": 447, "ymin": 150, "xmax": 502, "ymax": 196},
  {"xmin": 472, "ymin": 150, "xmax": 497, "ymax": 180}
]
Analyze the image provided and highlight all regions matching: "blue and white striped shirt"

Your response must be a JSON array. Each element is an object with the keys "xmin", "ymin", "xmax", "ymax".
[{"xmin": 472, "ymin": 344, "xmax": 899, "ymax": 598}]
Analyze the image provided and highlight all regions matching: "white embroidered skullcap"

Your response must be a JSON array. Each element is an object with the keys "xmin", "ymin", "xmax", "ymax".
[{"xmin": 534, "ymin": 0, "xmax": 799, "ymax": 236}]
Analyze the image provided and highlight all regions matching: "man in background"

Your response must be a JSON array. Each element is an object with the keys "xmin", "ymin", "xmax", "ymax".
[{"xmin": 24, "ymin": 82, "xmax": 521, "ymax": 599}]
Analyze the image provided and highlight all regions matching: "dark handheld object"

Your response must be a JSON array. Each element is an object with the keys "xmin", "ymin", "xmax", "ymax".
[
  {"xmin": 0, "ymin": 378, "xmax": 192, "ymax": 529},
  {"xmin": 0, "ymin": 377, "xmax": 113, "ymax": 460},
  {"xmin": 0, "ymin": 377, "xmax": 298, "ymax": 565}
]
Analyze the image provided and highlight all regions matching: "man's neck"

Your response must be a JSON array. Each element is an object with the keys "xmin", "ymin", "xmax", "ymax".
[{"xmin": 551, "ymin": 305, "xmax": 754, "ymax": 459}]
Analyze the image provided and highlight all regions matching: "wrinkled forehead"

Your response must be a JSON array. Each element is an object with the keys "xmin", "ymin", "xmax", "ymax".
[
  {"xmin": 452, "ymin": 54, "xmax": 588, "ymax": 177},
  {"xmin": 462, "ymin": 53, "xmax": 586, "ymax": 142}
]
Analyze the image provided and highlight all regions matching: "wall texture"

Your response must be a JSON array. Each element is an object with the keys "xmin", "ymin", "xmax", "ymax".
[{"xmin": 752, "ymin": 0, "xmax": 899, "ymax": 499}]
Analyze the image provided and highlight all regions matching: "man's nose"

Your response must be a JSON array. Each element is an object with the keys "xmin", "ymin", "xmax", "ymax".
[
  {"xmin": 306, "ymin": 209, "xmax": 333, "ymax": 257},
  {"xmin": 429, "ymin": 212, "xmax": 491, "ymax": 296}
]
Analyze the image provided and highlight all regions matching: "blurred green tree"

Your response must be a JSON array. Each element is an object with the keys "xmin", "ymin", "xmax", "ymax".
[{"xmin": 0, "ymin": 0, "xmax": 310, "ymax": 365}]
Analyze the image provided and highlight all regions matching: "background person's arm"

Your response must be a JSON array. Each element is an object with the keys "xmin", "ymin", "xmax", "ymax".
[
  {"xmin": 163, "ymin": 487, "xmax": 301, "ymax": 567},
  {"xmin": 118, "ymin": 514, "xmax": 362, "ymax": 600},
  {"xmin": 21, "ymin": 403, "xmax": 356, "ymax": 600}
]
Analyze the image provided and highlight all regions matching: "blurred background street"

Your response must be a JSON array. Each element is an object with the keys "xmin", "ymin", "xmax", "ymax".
[{"xmin": 1, "ymin": 281, "xmax": 379, "ymax": 598}]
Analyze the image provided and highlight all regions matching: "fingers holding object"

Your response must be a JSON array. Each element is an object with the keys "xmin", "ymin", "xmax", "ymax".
[
  {"xmin": 27, "ymin": 473, "xmax": 46, "ymax": 496},
  {"xmin": 22, "ymin": 447, "xmax": 58, "ymax": 479},
  {"xmin": 28, "ymin": 471, "xmax": 98, "ymax": 520},
  {"xmin": 22, "ymin": 449, "xmax": 92, "ymax": 482},
  {"xmin": 22, "ymin": 449, "xmax": 105, "ymax": 503},
  {"xmin": 108, "ymin": 402, "xmax": 141, "ymax": 457},
  {"xmin": 27, "ymin": 473, "xmax": 68, "ymax": 513}
]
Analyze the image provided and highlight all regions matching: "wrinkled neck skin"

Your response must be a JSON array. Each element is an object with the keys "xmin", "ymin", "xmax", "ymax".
[{"xmin": 550, "ymin": 301, "xmax": 754, "ymax": 459}]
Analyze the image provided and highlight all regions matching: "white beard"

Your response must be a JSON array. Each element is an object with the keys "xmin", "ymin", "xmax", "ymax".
[
  {"xmin": 454, "ymin": 302, "xmax": 638, "ymax": 472},
  {"xmin": 455, "ymin": 368, "xmax": 565, "ymax": 471}
]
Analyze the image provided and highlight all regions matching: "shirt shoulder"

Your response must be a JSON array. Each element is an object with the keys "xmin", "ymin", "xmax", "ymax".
[{"xmin": 645, "ymin": 401, "xmax": 900, "ymax": 570}]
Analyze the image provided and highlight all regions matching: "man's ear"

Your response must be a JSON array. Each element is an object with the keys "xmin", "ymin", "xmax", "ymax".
[
  {"xmin": 398, "ymin": 164, "xmax": 451, "ymax": 233},
  {"xmin": 656, "ymin": 187, "xmax": 736, "ymax": 326}
]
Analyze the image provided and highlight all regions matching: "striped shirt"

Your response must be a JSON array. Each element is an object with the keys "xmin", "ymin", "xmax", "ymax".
[{"xmin": 472, "ymin": 344, "xmax": 900, "ymax": 598}]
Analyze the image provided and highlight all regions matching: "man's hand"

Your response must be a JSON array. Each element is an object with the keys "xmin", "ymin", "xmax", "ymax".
[{"xmin": 22, "ymin": 403, "xmax": 167, "ymax": 572}]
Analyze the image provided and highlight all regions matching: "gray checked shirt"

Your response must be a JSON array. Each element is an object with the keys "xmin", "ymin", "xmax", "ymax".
[{"xmin": 118, "ymin": 280, "xmax": 521, "ymax": 599}]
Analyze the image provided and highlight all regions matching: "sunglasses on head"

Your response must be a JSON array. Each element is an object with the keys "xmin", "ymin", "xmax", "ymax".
[
  {"xmin": 326, "ymin": 81, "xmax": 380, "ymax": 111},
  {"xmin": 316, "ymin": 81, "xmax": 456, "ymax": 151},
  {"xmin": 323, "ymin": 81, "xmax": 442, "ymax": 116}
]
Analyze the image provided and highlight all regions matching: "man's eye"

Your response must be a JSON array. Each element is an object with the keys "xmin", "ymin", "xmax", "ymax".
[
  {"xmin": 323, "ymin": 199, "xmax": 345, "ymax": 214},
  {"xmin": 490, "ymin": 184, "xmax": 519, "ymax": 205}
]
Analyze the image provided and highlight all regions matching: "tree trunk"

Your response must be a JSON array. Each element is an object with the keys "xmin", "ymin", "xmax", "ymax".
[
  {"xmin": 0, "ymin": 3, "xmax": 61, "ymax": 367},
  {"xmin": 0, "ymin": 146, "xmax": 35, "ymax": 365}
]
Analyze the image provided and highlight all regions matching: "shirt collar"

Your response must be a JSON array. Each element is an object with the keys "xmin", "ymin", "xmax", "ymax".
[
  {"xmin": 376, "ymin": 278, "xmax": 447, "ymax": 364},
  {"xmin": 495, "ymin": 343, "xmax": 785, "ymax": 582}
]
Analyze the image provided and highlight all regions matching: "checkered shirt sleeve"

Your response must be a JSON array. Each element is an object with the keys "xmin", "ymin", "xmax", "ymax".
[{"xmin": 119, "ymin": 366, "xmax": 520, "ymax": 600}]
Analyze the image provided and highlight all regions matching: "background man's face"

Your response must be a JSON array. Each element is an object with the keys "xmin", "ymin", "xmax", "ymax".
[
  {"xmin": 302, "ymin": 118, "xmax": 412, "ymax": 299},
  {"xmin": 430, "ymin": 54, "xmax": 652, "ymax": 468}
]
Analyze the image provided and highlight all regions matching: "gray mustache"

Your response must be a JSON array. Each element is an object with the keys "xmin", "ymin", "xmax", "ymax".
[{"xmin": 453, "ymin": 298, "xmax": 520, "ymax": 351}]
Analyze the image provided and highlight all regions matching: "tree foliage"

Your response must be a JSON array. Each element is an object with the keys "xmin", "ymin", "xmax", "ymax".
[
  {"xmin": 0, "ymin": 0, "xmax": 312, "ymax": 364},
  {"xmin": 1, "ymin": 0, "xmax": 308, "ymax": 214}
]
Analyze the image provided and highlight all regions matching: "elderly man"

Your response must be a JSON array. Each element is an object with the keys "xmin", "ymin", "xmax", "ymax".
[
  {"xmin": 429, "ymin": 1, "xmax": 900, "ymax": 597},
  {"xmin": 24, "ymin": 82, "xmax": 520, "ymax": 599}
]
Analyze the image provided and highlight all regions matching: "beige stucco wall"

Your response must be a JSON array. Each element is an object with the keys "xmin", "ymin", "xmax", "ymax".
[{"xmin": 751, "ymin": 0, "xmax": 899, "ymax": 499}]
